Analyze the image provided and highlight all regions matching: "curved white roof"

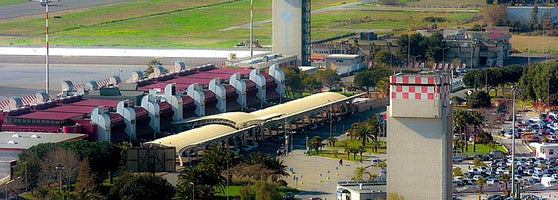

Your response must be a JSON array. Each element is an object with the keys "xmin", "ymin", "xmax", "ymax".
[
  {"xmin": 251, "ymin": 92, "xmax": 347, "ymax": 118},
  {"xmin": 149, "ymin": 92, "xmax": 353, "ymax": 152},
  {"xmin": 149, "ymin": 124, "xmax": 237, "ymax": 151}
]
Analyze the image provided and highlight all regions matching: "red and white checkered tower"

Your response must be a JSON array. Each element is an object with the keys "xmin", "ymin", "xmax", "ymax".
[{"xmin": 387, "ymin": 73, "xmax": 453, "ymax": 200}]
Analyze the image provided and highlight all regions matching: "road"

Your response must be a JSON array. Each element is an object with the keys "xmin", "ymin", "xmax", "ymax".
[{"xmin": 0, "ymin": 0, "xmax": 128, "ymax": 21}]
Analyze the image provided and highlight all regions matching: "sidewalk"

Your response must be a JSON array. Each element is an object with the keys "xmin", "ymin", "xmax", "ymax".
[{"xmin": 281, "ymin": 149, "xmax": 381, "ymax": 199}]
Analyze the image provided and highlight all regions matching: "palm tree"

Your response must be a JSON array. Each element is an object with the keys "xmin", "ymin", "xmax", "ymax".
[
  {"xmin": 176, "ymin": 165, "xmax": 222, "ymax": 200},
  {"xmin": 470, "ymin": 110, "xmax": 484, "ymax": 152},
  {"xmin": 353, "ymin": 166, "xmax": 375, "ymax": 181},
  {"xmin": 309, "ymin": 136, "xmax": 322, "ymax": 154},
  {"xmin": 347, "ymin": 120, "xmax": 377, "ymax": 148},
  {"xmin": 454, "ymin": 109, "xmax": 471, "ymax": 152},
  {"xmin": 476, "ymin": 176, "xmax": 487, "ymax": 196},
  {"xmin": 499, "ymin": 173, "xmax": 511, "ymax": 197},
  {"xmin": 364, "ymin": 119, "xmax": 381, "ymax": 153},
  {"xmin": 242, "ymin": 152, "xmax": 289, "ymax": 181},
  {"xmin": 376, "ymin": 77, "xmax": 390, "ymax": 97},
  {"xmin": 326, "ymin": 137, "xmax": 338, "ymax": 146}
]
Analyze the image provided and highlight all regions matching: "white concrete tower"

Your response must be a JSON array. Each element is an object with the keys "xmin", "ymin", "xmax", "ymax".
[
  {"xmin": 387, "ymin": 73, "xmax": 453, "ymax": 200},
  {"xmin": 272, "ymin": 0, "xmax": 310, "ymax": 66}
]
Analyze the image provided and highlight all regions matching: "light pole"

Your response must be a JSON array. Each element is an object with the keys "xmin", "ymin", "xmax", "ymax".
[
  {"xmin": 249, "ymin": 0, "xmax": 253, "ymax": 58},
  {"xmin": 189, "ymin": 182, "xmax": 195, "ymax": 200},
  {"xmin": 328, "ymin": 100, "xmax": 334, "ymax": 139},
  {"xmin": 516, "ymin": 86, "xmax": 520, "ymax": 197},
  {"xmin": 55, "ymin": 163, "xmax": 64, "ymax": 192},
  {"xmin": 45, "ymin": 0, "xmax": 50, "ymax": 95}
]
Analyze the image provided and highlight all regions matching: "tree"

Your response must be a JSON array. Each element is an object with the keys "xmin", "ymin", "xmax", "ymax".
[
  {"xmin": 143, "ymin": 59, "xmax": 162, "ymax": 78},
  {"xmin": 239, "ymin": 152, "xmax": 289, "ymax": 181},
  {"xmin": 352, "ymin": 166, "xmax": 376, "ymax": 181},
  {"xmin": 476, "ymin": 131, "xmax": 494, "ymax": 144},
  {"xmin": 283, "ymin": 67, "xmax": 304, "ymax": 97},
  {"xmin": 476, "ymin": 176, "xmax": 487, "ymax": 195},
  {"xmin": 309, "ymin": 136, "xmax": 322, "ymax": 154},
  {"xmin": 470, "ymin": 110, "xmax": 485, "ymax": 152},
  {"xmin": 239, "ymin": 180, "xmax": 281, "ymax": 200},
  {"xmin": 313, "ymin": 69, "xmax": 340, "ymax": 88},
  {"xmin": 499, "ymin": 173, "xmax": 511, "ymax": 196},
  {"xmin": 175, "ymin": 165, "xmax": 218, "ymax": 200},
  {"xmin": 108, "ymin": 173, "xmax": 175, "ymax": 200},
  {"xmin": 75, "ymin": 157, "xmax": 97, "ymax": 194},
  {"xmin": 473, "ymin": 158, "xmax": 487, "ymax": 168},
  {"xmin": 301, "ymin": 73, "xmax": 322, "ymax": 93},
  {"xmin": 373, "ymin": 49, "xmax": 395, "ymax": 66},
  {"xmin": 480, "ymin": 5, "xmax": 509, "ymax": 26},
  {"xmin": 454, "ymin": 109, "xmax": 472, "ymax": 152},
  {"xmin": 468, "ymin": 91, "xmax": 491, "ymax": 108},
  {"xmin": 453, "ymin": 167, "xmax": 464, "ymax": 177},
  {"xmin": 41, "ymin": 147, "xmax": 80, "ymax": 191},
  {"xmin": 326, "ymin": 137, "xmax": 338, "ymax": 146},
  {"xmin": 529, "ymin": 6, "xmax": 539, "ymax": 30}
]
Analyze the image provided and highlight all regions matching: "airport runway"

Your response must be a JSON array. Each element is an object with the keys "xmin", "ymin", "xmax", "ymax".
[{"xmin": 0, "ymin": 0, "xmax": 128, "ymax": 20}]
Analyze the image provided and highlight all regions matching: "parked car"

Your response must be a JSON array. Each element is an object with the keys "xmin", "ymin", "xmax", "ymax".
[{"xmin": 453, "ymin": 156, "xmax": 464, "ymax": 163}]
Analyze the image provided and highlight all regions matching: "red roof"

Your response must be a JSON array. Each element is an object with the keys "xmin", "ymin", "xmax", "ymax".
[
  {"xmin": 206, "ymin": 68, "xmax": 251, "ymax": 75},
  {"xmin": 13, "ymin": 111, "xmax": 83, "ymax": 120},
  {"xmin": 70, "ymin": 99, "xmax": 121, "ymax": 108},
  {"xmin": 43, "ymin": 105, "xmax": 96, "ymax": 114}
]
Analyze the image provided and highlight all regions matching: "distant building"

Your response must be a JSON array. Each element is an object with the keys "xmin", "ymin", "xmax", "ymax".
[
  {"xmin": 387, "ymin": 73, "xmax": 453, "ymax": 199},
  {"xmin": 530, "ymin": 143, "xmax": 558, "ymax": 159},
  {"xmin": 336, "ymin": 181, "xmax": 386, "ymax": 200},
  {"xmin": 417, "ymin": 27, "xmax": 512, "ymax": 68},
  {"xmin": 325, "ymin": 54, "xmax": 365, "ymax": 76}
]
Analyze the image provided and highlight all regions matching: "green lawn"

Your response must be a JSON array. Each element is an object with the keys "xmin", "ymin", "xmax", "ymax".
[
  {"xmin": 0, "ymin": 0, "xmax": 484, "ymax": 48},
  {"xmin": 312, "ymin": 139, "xmax": 386, "ymax": 162},
  {"xmin": 214, "ymin": 185, "xmax": 297, "ymax": 199},
  {"xmin": 0, "ymin": 0, "xmax": 27, "ymax": 7},
  {"xmin": 460, "ymin": 143, "xmax": 508, "ymax": 156}
]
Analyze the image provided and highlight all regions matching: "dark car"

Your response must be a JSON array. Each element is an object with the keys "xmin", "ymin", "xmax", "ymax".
[{"xmin": 283, "ymin": 192, "xmax": 294, "ymax": 200}]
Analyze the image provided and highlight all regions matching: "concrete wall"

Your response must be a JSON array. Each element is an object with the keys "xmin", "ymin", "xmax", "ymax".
[
  {"xmin": 273, "ymin": 0, "xmax": 302, "ymax": 64},
  {"xmin": 507, "ymin": 7, "xmax": 558, "ymax": 25}
]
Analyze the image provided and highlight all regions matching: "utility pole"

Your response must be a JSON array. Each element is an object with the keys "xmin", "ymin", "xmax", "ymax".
[
  {"xmin": 249, "ymin": 0, "xmax": 254, "ymax": 58},
  {"xmin": 45, "ymin": 0, "xmax": 50, "ymax": 95}
]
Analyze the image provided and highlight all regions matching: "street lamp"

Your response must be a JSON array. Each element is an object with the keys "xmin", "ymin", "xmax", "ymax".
[
  {"xmin": 511, "ymin": 86, "xmax": 517, "ymax": 197},
  {"xmin": 45, "ymin": 0, "xmax": 50, "ymax": 95},
  {"xmin": 189, "ymin": 182, "xmax": 195, "ymax": 200},
  {"xmin": 55, "ymin": 163, "xmax": 64, "ymax": 192}
]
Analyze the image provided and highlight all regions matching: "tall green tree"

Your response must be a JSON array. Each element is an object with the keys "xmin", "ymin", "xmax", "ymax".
[{"xmin": 108, "ymin": 173, "xmax": 175, "ymax": 200}]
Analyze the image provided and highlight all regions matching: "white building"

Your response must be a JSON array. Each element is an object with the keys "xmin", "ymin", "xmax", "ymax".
[
  {"xmin": 325, "ymin": 54, "xmax": 365, "ymax": 76},
  {"xmin": 530, "ymin": 143, "xmax": 558, "ymax": 159},
  {"xmin": 336, "ymin": 181, "xmax": 386, "ymax": 200}
]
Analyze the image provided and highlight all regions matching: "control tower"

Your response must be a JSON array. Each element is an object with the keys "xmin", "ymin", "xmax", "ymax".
[
  {"xmin": 272, "ymin": 0, "xmax": 311, "ymax": 66},
  {"xmin": 386, "ymin": 73, "xmax": 453, "ymax": 200}
]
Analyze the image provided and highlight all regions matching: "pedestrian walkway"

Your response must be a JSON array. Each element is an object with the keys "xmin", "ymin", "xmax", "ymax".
[{"xmin": 281, "ymin": 147, "xmax": 385, "ymax": 199}]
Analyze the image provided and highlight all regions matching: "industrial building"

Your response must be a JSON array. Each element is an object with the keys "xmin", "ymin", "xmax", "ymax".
[
  {"xmin": 0, "ymin": 63, "xmax": 286, "ymax": 144},
  {"xmin": 387, "ymin": 73, "xmax": 453, "ymax": 200}
]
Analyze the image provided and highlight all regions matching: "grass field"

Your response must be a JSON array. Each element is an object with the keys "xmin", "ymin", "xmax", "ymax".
[
  {"xmin": 510, "ymin": 35, "xmax": 558, "ymax": 54},
  {"xmin": 461, "ymin": 143, "xmax": 508, "ymax": 157},
  {"xmin": 0, "ymin": 0, "xmax": 27, "ymax": 7},
  {"xmin": 0, "ymin": 0, "xmax": 486, "ymax": 48}
]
